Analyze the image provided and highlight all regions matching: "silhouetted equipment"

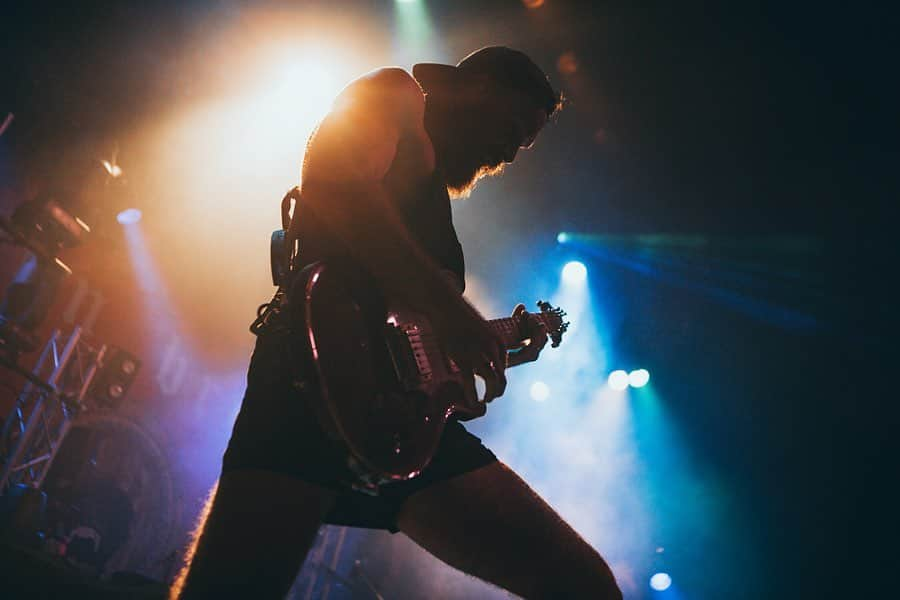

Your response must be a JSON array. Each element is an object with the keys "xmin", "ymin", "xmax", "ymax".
[
  {"xmin": 0, "ymin": 177, "xmax": 161, "ymax": 591},
  {"xmin": 0, "ymin": 191, "xmax": 89, "ymax": 354},
  {"xmin": 6, "ymin": 192, "xmax": 90, "ymax": 257},
  {"xmin": 86, "ymin": 347, "xmax": 142, "ymax": 411},
  {"xmin": 41, "ymin": 413, "xmax": 176, "ymax": 578}
]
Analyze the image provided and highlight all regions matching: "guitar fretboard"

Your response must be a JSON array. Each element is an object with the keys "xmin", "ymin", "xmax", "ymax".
[{"xmin": 488, "ymin": 313, "xmax": 557, "ymax": 350}]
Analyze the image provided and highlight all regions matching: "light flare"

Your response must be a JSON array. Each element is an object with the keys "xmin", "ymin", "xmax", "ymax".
[
  {"xmin": 650, "ymin": 572, "xmax": 672, "ymax": 591},
  {"xmin": 608, "ymin": 369, "xmax": 629, "ymax": 391}
]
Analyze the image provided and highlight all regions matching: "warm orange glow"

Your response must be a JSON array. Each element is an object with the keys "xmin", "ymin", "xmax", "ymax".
[
  {"xmin": 557, "ymin": 51, "xmax": 578, "ymax": 75},
  {"xmin": 522, "ymin": 0, "xmax": 545, "ymax": 8},
  {"xmin": 110, "ymin": 8, "xmax": 394, "ymax": 360}
]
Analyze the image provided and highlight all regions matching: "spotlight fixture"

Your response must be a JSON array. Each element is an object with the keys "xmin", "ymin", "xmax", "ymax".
[
  {"xmin": 100, "ymin": 159, "xmax": 123, "ymax": 178},
  {"xmin": 2, "ymin": 192, "xmax": 90, "ymax": 262},
  {"xmin": 0, "ymin": 193, "xmax": 90, "ymax": 352}
]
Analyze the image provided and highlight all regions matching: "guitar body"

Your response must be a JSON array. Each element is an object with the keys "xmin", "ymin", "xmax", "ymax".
[
  {"xmin": 295, "ymin": 262, "xmax": 483, "ymax": 484},
  {"xmin": 291, "ymin": 261, "xmax": 567, "ymax": 488}
]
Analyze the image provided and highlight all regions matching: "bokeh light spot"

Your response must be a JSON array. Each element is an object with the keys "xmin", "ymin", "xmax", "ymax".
[
  {"xmin": 557, "ymin": 51, "xmax": 578, "ymax": 75},
  {"xmin": 530, "ymin": 381, "xmax": 550, "ymax": 402},
  {"xmin": 650, "ymin": 572, "xmax": 672, "ymax": 591},
  {"xmin": 629, "ymin": 368, "xmax": 650, "ymax": 388},
  {"xmin": 562, "ymin": 261, "xmax": 587, "ymax": 285},
  {"xmin": 608, "ymin": 370, "xmax": 629, "ymax": 391}
]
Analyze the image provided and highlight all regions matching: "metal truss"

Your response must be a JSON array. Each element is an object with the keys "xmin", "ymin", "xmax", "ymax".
[{"xmin": 0, "ymin": 326, "xmax": 106, "ymax": 494}]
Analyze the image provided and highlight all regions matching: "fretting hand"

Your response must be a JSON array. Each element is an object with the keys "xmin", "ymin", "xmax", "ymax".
[
  {"xmin": 506, "ymin": 303, "xmax": 549, "ymax": 367},
  {"xmin": 432, "ymin": 306, "xmax": 508, "ymax": 403}
]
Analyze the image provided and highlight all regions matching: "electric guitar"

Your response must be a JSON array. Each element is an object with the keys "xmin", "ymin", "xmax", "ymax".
[{"xmin": 290, "ymin": 261, "xmax": 568, "ymax": 491}]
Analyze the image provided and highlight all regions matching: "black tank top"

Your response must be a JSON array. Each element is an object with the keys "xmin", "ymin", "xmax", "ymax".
[{"xmin": 295, "ymin": 137, "xmax": 465, "ymax": 291}]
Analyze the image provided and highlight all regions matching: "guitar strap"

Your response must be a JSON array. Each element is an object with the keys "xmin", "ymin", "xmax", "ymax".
[
  {"xmin": 250, "ymin": 187, "xmax": 302, "ymax": 336},
  {"xmin": 248, "ymin": 188, "xmax": 347, "ymax": 447}
]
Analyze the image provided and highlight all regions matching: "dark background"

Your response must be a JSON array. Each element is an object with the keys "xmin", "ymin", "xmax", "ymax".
[{"xmin": 2, "ymin": 1, "xmax": 896, "ymax": 598}]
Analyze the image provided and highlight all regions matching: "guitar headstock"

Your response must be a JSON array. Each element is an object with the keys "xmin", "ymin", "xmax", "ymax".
[{"xmin": 536, "ymin": 300, "xmax": 569, "ymax": 348}]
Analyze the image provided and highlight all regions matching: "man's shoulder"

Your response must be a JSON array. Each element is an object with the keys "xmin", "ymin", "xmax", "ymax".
[
  {"xmin": 334, "ymin": 68, "xmax": 425, "ymax": 122},
  {"xmin": 348, "ymin": 67, "xmax": 423, "ymax": 97},
  {"xmin": 303, "ymin": 67, "xmax": 433, "ymax": 183}
]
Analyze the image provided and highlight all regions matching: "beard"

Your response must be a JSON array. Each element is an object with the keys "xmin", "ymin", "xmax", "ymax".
[
  {"xmin": 425, "ymin": 102, "xmax": 507, "ymax": 199},
  {"xmin": 442, "ymin": 151, "xmax": 506, "ymax": 199}
]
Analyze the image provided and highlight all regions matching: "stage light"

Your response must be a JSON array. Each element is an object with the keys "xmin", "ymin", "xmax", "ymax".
[
  {"xmin": 117, "ymin": 208, "xmax": 142, "ymax": 225},
  {"xmin": 7, "ymin": 194, "xmax": 89, "ymax": 252},
  {"xmin": 530, "ymin": 381, "xmax": 550, "ymax": 402},
  {"xmin": 608, "ymin": 369, "xmax": 629, "ymax": 391},
  {"xmin": 650, "ymin": 572, "xmax": 672, "ymax": 591},
  {"xmin": 562, "ymin": 261, "xmax": 587, "ymax": 285},
  {"xmin": 557, "ymin": 232, "xmax": 569, "ymax": 244},
  {"xmin": 629, "ymin": 368, "xmax": 650, "ymax": 388},
  {"xmin": 100, "ymin": 159, "xmax": 122, "ymax": 178}
]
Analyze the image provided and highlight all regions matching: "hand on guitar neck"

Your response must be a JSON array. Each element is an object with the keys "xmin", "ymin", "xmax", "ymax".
[
  {"xmin": 428, "ymin": 298, "xmax": 552, "ymax": 402},
  {"xmin": 428, "ymin": 296, "xmax": 509, "ymax": 404},
  {"xmin": 506, "ymin": 303, "xmax": 550, "ymax": 368}
]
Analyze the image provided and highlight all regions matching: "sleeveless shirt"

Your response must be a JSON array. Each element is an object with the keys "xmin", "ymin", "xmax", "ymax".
[{"xmin": 294, "ymin": 133, "xmax": 465, "ymax": 291}]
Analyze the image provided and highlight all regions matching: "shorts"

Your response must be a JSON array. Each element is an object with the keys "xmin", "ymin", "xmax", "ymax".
[{"xmin": 222, "ymin": 326, "xmax": 497, "ymax": 533}]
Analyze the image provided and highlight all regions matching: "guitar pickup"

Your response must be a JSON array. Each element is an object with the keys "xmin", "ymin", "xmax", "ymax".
[
  {"xmin": 384, "ymin": 322, "xmax": 433, "ymax": 387},
  {"xmin": 402, "ymin": 325, "xmax": 433, "ymax": 382}
]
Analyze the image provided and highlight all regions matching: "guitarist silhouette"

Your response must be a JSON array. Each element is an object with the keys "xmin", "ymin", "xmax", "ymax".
[{"xmin": 174, "ymin": 47, "xmax": 621, "ymax": 600}]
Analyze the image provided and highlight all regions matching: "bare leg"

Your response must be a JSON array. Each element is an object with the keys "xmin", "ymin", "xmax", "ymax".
[
  {"xmin": 171, "ymin": 469, "xmax": 336, "ymax": 599},
  {"xmin": 396, "ymin": 461, "xmax": 622, "ymax": 599}
]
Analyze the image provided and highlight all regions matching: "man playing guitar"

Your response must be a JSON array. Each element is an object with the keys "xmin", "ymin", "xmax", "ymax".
[{"xmin": 173, "ymin": 47, "xmax": 622, "ymax": 599}]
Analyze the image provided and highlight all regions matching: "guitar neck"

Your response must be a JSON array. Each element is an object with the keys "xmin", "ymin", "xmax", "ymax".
[{"xmin": 488, "ymin": 314, "xmax": 555, "ymax": 350}]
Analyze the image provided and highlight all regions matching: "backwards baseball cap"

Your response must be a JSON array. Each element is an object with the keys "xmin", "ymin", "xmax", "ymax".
[{"xmin": 413, "ymin": 46, "xmax": 560, "ymax": 117}]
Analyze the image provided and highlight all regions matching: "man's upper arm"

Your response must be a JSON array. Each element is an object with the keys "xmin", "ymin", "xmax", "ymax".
[{"xmin": 301, "ymin": 68, "xmax": 427, "ymax": 185}]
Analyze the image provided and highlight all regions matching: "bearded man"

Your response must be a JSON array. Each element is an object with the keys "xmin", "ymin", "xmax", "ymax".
[{"xmin": 174, "ymin": 47, "xmax": 622, "ymax": 600}]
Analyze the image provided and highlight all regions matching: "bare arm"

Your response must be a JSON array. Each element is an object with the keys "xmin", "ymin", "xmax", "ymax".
[{"xmin": 299, "ymin": 69, "xmax": 507, "ymax": 399}]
